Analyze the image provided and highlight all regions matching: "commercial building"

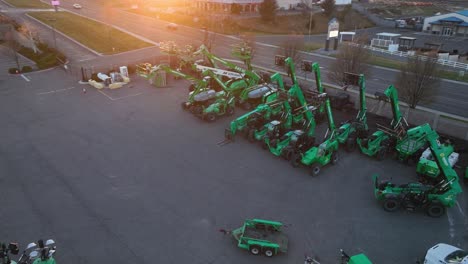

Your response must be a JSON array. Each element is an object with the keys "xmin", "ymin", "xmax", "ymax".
[
  {"xmin": 422, "ymin": 10, "xmax": 468, "ymax": 37},
  {"xmin": 194, "ymin": 0, "xmax": 303, "ymax": 12}
]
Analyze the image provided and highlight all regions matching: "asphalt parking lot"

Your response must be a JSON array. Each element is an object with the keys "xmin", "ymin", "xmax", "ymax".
[{"xmin": 0, "ymin": 69, "xmax": 467, "ymax": 264}]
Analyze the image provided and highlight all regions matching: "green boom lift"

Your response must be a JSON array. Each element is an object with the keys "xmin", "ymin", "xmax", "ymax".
[
  {"xmin": 373, "ymin": 127, "xmax": 462, "ymax": 217},
  {"xmin": 336, "ymin": 73, "xmax": 369, "ymax": 152},
  {"xmin": 192, "ymin": 45, "xmax": 272, "ymax": 110},
  {"xmin": 289, "ymin": 84, "xmax": 340, "ymax": 176},
  {"xmin": 356, "ymin": 85, "xmax": 406, "ymax": 160}
]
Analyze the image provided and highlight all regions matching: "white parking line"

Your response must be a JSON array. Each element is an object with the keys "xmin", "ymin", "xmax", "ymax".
[
  {"xmin": 21, "ymin": 74, "xmax": 30, "ymax": 82},
  {"xmin": 37, "ymin": 87, "xmax": 75, "ymax": 95},
  {"xmin": 455, "ymin": 201, "xmax": 465, "ymax": 217},
  {"xmin": 98, "ymin": 90, "xmax": 143, "ymax": 101},
  {"xmin": 446, "ymin": 211, "xmax": 455, "ymax": 240}
]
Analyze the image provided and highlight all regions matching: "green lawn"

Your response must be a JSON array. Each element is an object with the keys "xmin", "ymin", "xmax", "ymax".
[
  {"xmin": 4, "ymin": 0, "xmax": 50, "ymax": 8},
  {"xmin": 28, "ymin": 12, "xmax": 153, "ymax": 55}
]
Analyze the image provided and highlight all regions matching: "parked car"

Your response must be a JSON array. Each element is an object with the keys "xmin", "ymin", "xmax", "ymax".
[
  {"xmin": 73, "ymin": 3, "xmax": 82, "ymax": 9},
  {"xmin": 423, "ymin": 243, "xmax": 468, "ymax": 264}
]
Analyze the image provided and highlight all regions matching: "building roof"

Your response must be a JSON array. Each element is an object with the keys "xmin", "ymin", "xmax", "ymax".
[
  {"xmin": 456, "ymin": 10, "xmax": 468, "ymax": 17},
  {"xmin": 439, "ymin": 16, "xmax": 464, "ymax": 22},
  {"xmin": 376, "ymin": 32, "xmax": 401, "ymax": 37}
]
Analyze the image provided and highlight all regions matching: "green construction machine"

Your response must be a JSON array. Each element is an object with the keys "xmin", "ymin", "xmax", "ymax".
[
  {"xmin": 356, "ymin": 85, "xmax": 407, "ymax": 160},
  {"xmin": 289, "ymin": 83, "xmax": 340, "ymax": 176},
  {"xmin": 192, "ymin": 45, "xmax": 273, "ymax": 110},
  {"xmin": 336, "ymin": 73, "xmax": 369, "ymax": 152},
  {"xmin": 226, "ymin": 219, "xmax": 288, "ymax": 257},
  {"xmin": 373, "ymin": 127, "xmax": 462, "ymax": 217},
  {"xmin": 416, "ymin": 139, "xmax": 459, "ymax": 183},
  {"xmin": 263, "ymin": 62, "xmax": 326, "ymax": 159}
]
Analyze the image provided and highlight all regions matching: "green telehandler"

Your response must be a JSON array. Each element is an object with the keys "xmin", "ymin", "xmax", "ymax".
[
  {"xmin": 356, "ymin": 85, "xmax": 406, "ymax": 160},
  {"xmin": 335, "ymin": 73, "xmax": 369, "ymax": 152},
  {"xmin": 289, "ymin": 88, "xmax": 340, "ymax": 176},
  {"xmin": 373, "ymin": 127, "xmax": 462, "ymax": 217},
  {"xmin": 416, "ymin": 140, "xmax": 459, "ymax": 183},
  {"xmin": 264, "ymin": 62, "xmax": 325, "ymax": 159}
]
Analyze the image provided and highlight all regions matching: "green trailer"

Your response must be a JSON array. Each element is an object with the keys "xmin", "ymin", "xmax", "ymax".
[{"xmin": 231, "ymin": 219, "xmax": 288, "ymax": 257}]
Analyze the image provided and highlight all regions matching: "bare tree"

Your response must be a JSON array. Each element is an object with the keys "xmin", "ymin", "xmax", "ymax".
[
  {"xmin": 278, "ymin": 34, "xmax": 304, "ymax": 64},
  {"xmin": 328, "ymin": 34, "xmax": 371, "ymax": 86},
  {"xmin": 321, "ymin": 0, "xmax": 335, "ymax": 17},
  {"xmin": 396, "ymin": 52, "xmax": 440, "ymax": 109}
]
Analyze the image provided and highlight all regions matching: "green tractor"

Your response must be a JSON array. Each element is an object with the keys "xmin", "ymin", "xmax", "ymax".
[
  {"xmin": 356, "ymin": 85, "xmax": 405, "ymax": 160},
  {"xmin": 372, "ymin": 127, "xmax": 462, "ymax": 217},
  {"xmin": 289, "ymin": 93, "xmax": 340, "ymax": 176},
  {"xmin": 226, "ymin": 219, "xmax": 288, "ymax": 257},
  {"xmin": 335, "ymin": 73, "xmax": 369, "ymax": 152}
]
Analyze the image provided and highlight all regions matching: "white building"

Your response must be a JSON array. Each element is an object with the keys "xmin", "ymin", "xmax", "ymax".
[{"xmin": 422, "ymin": 10, "xmax": 468, "ymax": 37}]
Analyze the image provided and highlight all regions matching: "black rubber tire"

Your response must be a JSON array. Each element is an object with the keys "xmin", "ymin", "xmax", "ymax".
[
  {"xmin": 192, "ymin": 105, "xmax": 203, "ymax": 116},
  {"xmin": 383, "ymin": 197, "xmax": 400, "ymax": 212},
  {"xmin": 250, "ymin": 246, "xmax": 261, "ymax": 256},
  {"xmin": 204, "ymin": 113, "xmax": 216, "ymax": 122},
  {"xmin": 345, "ymin": 138, "xmax": 356, "ymax": 152},
  {"xmin": 331, "ymin": 152, "xmax": 339, "ymax": 165},
  {"xmin": 290, "ymin": 152, "xmax": 301, "ymax": 168},
  {"xmin": 282, "ymin": 148, "xmax": 294, "ymax": 161},
  {"xmin": 226, "ymin": 106, "xmax": 235, "ymax": 116},
  {"xmin": 242, "ymin": 101, "xmax": 253, "ymax": 110},
  {"xmin": 426, "ymin": 202, "xmax": 446, "ymax": 218},
  {"xmin": 247, "ymin": 129, "xmax": 256, "ymax": 143},
  {"xmin": 376, "ymin": 148, "xmax": 387, "ymax": 161},
  {"xmin": 264, "ymin": 248, "xmax": 274, "ymax": 257},
  {"xmin": 310, "ymin": 166, "xmax": 320, "ymax": 176}
]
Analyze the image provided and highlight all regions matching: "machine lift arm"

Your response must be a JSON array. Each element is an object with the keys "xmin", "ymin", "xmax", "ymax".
[{"xmin": 384, "ymin": 85, "xmax": 407, "ymax": 131}]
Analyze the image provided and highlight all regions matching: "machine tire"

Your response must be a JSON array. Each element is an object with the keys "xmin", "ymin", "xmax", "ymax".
[
  {"xmin": 331, "ymin": 152, "xmax": 339, "ymax": 165},
  {"xmin": 264, "ymin": 248, "xmax": 274, "ymax": 257},
  {"xmin": 226, "ymin": 106, "xmax": 235, "ymax": 116},
  {"xmin": 247, "ymin": 129, "xmax": 256, "ymax": 143},
  {"xmin": 310, "ymin": 166, "xmax": 321, "ymax": 176},
  {"xmin": 426, "ymin": 202, "xmax": 446, "ymax": 218},
  {"xmin": 250, "ymin": 246, "xmax": 261, "ymax": 256},
  {"xmin": 204, "ymin": 113, "xmax": 216, "ymax": 122},
  {"xmin": 382, "ymin": 197, "xmax": 400, "ymax": 212},
  {"xmin": 242, "ymin": 102, "xmax": 253, "ymax": 110},
  {"xmin": 290, "ymin": 152, "xmax": 301, "ymax": 168},
  {"xmin": 376, "ymin": 148, "xmax": 387, "ymax": 161},
  {"xmin": 282, "ymin": 148, "xmax": 294, "ymax": 161},
  {"xmin": 345, "ymin": 138, "xmax": 356, "ymax": 152},
  {"xmin": 192, "ymin": 105, "xmax": 203, "ymax": 116}
]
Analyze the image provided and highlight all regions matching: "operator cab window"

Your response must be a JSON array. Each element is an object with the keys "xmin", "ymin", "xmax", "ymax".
[{"xmin": 445, "ymin": 250, "xmax": 468, "ymax": 263}]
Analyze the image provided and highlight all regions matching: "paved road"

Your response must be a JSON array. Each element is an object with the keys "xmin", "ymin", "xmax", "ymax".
[
  {"xmin": 1, "ymin": 69, "xmax": 467, "ymax": 264},
  {"xmin": 50, "ymin": 0, "xmax": 468, "ymax": 118}
]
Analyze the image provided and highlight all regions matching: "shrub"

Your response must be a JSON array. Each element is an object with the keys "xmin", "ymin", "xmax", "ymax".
[
  {"xmin": 21, "ymin": 66, "xmax": 33, "ymax": 73},
  {"xmin": 8, "ymin": 68, "xmax": 19, "ymax": 74}
]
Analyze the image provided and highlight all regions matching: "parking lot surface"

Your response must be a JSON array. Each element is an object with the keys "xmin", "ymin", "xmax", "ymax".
[{"xmin": 0, "ymin": 69, "xmax": 467, "ymax": 264}]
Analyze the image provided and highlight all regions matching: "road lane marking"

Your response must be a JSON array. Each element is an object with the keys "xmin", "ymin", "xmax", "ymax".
[
  {"xmin": 37, "ymin": 87, "xmax": 75, "ymax": 95},
  {"xmin": 21, "ymin": 74, "xmax": 30, "ymax": 82},
  {"xmin": 446, "ymin": 211, "xmax": 455, "ymax": 240},
  {"xmin": 98, "ymin": 90, "xmax": 143, "ymax": 101}
]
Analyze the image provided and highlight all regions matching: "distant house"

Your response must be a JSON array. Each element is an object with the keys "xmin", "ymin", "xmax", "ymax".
[{"xmin": 422, "ymin": 10, "xmax": 468, "ymax": 37}]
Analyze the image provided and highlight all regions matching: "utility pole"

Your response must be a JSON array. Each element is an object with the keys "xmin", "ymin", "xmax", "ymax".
[{"xmin": 308, "ymin": 0, "xmax": 313, "ymax": 42}]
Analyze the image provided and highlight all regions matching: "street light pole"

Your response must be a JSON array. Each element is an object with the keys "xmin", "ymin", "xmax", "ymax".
[
  {"xmin": 48, "ymin": 18, "xmax": 57, "ymax": 49},
  {"xmin": 308, "ymin": 0, "xmax": 313, "ymax": 42}
]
